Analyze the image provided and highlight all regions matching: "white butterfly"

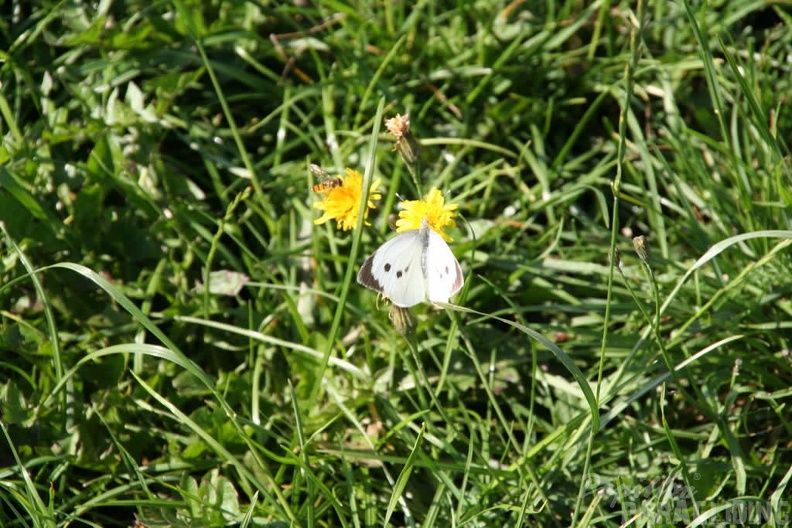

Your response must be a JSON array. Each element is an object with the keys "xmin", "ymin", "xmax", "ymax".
[{"xmin": 357, "ymin": 219, "xmax": 464, "ymax": 307}]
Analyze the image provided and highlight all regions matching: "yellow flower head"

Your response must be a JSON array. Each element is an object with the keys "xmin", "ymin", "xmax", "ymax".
[
  {"xmin": 313, "ymin": 168, "xmax": 382, "ymax": 231},
  {"xmin": 395, "ymin": 187, "xmax": 458, "ymax": 242}
]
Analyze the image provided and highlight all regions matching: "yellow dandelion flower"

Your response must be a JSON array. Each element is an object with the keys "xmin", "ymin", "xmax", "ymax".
[
  {"xmin": 313, "ymin": 168, "xmax": 381, "ymax": 231},
  {"xmin": 395, "ymin": 187, "xmax": 458, "ymax": 242}
]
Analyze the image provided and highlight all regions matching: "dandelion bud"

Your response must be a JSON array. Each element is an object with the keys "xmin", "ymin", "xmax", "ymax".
[
  {"xmin": 632, "ymin": 235, "xmax": 652, "ymax": 265},
  {"xmin": 609, "ymin": 246, "xmax": 622, "ymax": 269},
  {"xmin": 385, "ymin": 113, "xmax": 420, "ymax": 169},
  {"xmin": 389, "ymin": 305, "xmax": 416, "ymax": 334}
]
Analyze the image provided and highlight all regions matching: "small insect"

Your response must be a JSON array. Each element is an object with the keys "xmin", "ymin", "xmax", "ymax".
[
  {"xmin": 310, "ymin": 164, "xmax": 343, "ymax": 193},
  {"xmin": 357, "ymin": 218, "xmax": 464, "ymax": 308}
]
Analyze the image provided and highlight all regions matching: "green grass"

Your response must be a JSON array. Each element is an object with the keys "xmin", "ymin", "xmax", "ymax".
[{"xmin": 2, "ymin": 0, "xmax": 792, "ymax": 526}]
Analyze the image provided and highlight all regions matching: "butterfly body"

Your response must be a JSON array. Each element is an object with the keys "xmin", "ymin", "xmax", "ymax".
[{"xmin": 357, "ymin": 220, "xmax": 463, "ymax": 307}]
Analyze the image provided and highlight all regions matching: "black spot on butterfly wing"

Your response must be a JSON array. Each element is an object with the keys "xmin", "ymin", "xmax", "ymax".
[
  {"xmin": 395, "ymin": 264, "xmax": 411, "ymax": 279},
  {"xmin": 358, "ymin": 253, "xmax": 411, "ymax": 292},
  {"xmin": 357, "ymin": 229, "xmax": 429, "ymax": 307}
]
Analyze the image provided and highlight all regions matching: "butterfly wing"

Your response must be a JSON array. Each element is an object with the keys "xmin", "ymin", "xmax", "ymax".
[
  {"xmin": 424, "ymin": 229, "xmax": 464, "ymax": 304},
  {"xmin": 357, "ymin": 230, "xmax": 427, "ymax": 307}
]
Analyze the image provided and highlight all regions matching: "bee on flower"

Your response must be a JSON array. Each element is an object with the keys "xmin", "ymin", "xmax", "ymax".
[
  {"xmin": 312, "ymin": 168, "xmax": 382, "ymax": 231},
  {"xmin": 309, "ymin": 164, "xmax": 343, "ymax": 193}
]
